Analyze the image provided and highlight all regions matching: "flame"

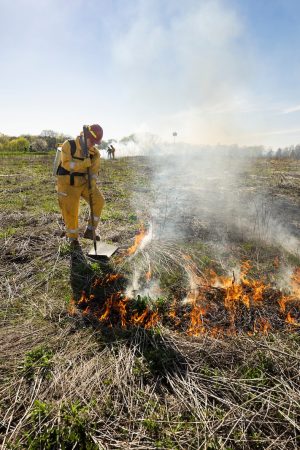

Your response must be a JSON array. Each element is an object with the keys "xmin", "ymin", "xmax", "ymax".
[
  {"xmin": 70, "ymin": 247, "xmax": 300, "ymax": 336},
  {"xmin": 131, "ymin": 308, "xmax": 149, "ymax": 325},
  {"xmin": 277, "ymin": 267, "xmax": 300, "ymax": 323},
  {"xmin": 78, "ymin": 291, "xmax": 87, "ymax": 305},
  {"xmin": 188, "ymin": 299, "xmax": 206, "ymax": 336},
  {"xmin": 117, "ymin": 295, "xmax": 129, "ymax": 328},
  {"xmin": 144, "ymin": 311, "xmax": 160, "ymax": 329},
  {"xmin": 210, "ymin": 326, "xmax": 223, "ymax": 338},
  {"xmin": 278, "ymin": 295, "xmax": 289, "ymax": 313},
  {"xmin": 224, "ymin": 283, "xmax": 243, "ymax": 308},
  {"xmin": 145, "ymin": 260, "xmax": 152, "ymax": 283},
  {"xmin": 209, "ymin": 263, "xmax": 270, "ymax": 308},
  {"xmin": 183, "ymin": 255, "xmax": 207, "ymax": 336},
  {"xmin": 249, "ymin": 318, "xmax": 271, "ymax": 335},
  {"xmin": 97, "ymin": 292, "xmax": 129, "ymax": 328},
  {"xmin": 252, "ymin": 280, "xmax": 268, "ymax": 303},
  {"xmin": 99, "ymin": 296, "xmax": 113, "ymax": 321},
  {"xmin": 286, "ymin": 312, "xmax": 299, "ymax": 326},
  {"xmin": 127, "ymin": 224, "xmax": 147, "ymax": 256},
  {"xmin": 168, "ymin": 299, "xmax": 181, "ymax": 326},
  {"xmin": 241, "ymin": 294, "xmax": 250, "ymax": 309},
  {"xmin": 82, "ymin": 306, "xmax": 91, "ymax": 316},
  {"xmin": 169, "ymin": 309, "xmax": 176, "ymax": 320},
  {"xmin": 106, "ymin": 274, "xmax": 121, "ymax": 283},
  {"xmin": 183, "ymin": 253, "xmax": 205, "ymax": 304},
  {"xmin": 93, "ymin": 274, "xmax": 121, "ymax": 287},
  {"xmin": 68, "ymin": 298, "xmax": 77, "ymax": 315}
]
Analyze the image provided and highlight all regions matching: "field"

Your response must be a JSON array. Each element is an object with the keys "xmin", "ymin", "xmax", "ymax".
[{"xmin": 1, "ymin": 153, "xmax": 300, "ymax": 449}]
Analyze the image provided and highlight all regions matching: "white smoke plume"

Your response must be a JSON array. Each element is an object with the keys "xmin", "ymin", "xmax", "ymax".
[{"xmin": 122, "ymin": 135, "xmax": 300, "ymax": 267}]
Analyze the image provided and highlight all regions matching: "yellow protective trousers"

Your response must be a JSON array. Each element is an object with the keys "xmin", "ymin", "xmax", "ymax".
[{"xmin": 57, "ymin": 175, "xmax": 105, "ymax": 239}]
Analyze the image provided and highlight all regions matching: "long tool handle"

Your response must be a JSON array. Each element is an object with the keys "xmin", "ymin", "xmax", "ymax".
[{"xmin": 83, "ymin": 125, "xmax": 97, "ymax": 255}]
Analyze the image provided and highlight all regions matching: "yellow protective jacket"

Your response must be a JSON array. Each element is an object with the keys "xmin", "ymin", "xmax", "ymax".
[
  {"xmin": 56, "ymin": 137, "xmax": 104, "ymax": 239},
  {"xmin": 60, "ymin": 136, "xmax": 100, "ymax": 177}
]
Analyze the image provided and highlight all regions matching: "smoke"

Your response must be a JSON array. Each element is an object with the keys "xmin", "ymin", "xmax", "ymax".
[
  {"xmin": 123, "ymin": 134, "xmax": 300, "ymax": 273},
  {"xmin": 160, "ymin": 152, "xmax": 299, "ymax": 257},
  {"xmin": 108, "ymin": 133, "xmax": 164, "ymax": 158}
]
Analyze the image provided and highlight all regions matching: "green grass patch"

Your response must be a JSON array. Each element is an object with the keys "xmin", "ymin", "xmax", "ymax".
[
  {"xmin": 22, "ymin": 346, "xmax": 54, "ymax": 381},
  {"xmin": 0, "ymin": 227, "xmax": 18, "ymax": 238},
  {"xmin": 19, "ymin": 400, "xmax": 98, "ymax": 450}
]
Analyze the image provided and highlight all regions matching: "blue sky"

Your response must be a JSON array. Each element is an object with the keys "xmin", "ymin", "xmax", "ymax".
[{"xmin": 1, "ymin": 0, "xmax": 300, "ymax": 147}]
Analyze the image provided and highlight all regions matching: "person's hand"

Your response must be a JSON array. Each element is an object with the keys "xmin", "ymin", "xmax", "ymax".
[{"xmin": 88, "ymin": 146, "xmax": 97, "ymax": 156}]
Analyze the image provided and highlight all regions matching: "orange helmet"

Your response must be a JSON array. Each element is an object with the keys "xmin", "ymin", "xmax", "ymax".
[{"xmin": 87, "ymin": 124, "xmax": 103, "ymax": 144}]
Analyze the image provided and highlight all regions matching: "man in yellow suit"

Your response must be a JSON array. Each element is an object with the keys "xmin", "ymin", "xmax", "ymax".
[{"xmin": 56, "ymin": 124, "xmax": 105, "ymax": 246}]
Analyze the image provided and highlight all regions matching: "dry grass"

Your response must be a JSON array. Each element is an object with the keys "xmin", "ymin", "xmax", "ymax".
[
  {"xmin": 1, "ymin": 155, "xmax": 300, "ymax": 449},
  {"xmin": 1, "ymin": 316, "xmax": 300, "ymax": 449}
]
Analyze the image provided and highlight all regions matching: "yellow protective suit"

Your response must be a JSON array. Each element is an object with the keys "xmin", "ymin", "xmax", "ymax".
[{"xmin": 56, "ymin": 137, "xmax": 105, "ymax": 240}]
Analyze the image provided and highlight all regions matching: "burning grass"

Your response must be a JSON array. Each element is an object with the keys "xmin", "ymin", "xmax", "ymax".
[
  {"xmin": 68, "ymin": 226, "xmax": 300, "ymax": 337},
  {"xmin": 69, "ymin": 254, "xmax": 300, "ymax": 337}
]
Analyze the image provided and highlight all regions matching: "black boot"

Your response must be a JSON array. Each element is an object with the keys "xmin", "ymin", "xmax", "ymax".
[
  {"xmin": 69, "ymin": 238, "xmax": 81, "ymax": 248},
  {"xmin": 83, "ymin": 229, "xmax": 101, "ymax": 241}
]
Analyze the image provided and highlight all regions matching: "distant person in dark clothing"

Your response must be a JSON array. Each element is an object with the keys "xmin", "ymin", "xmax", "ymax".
[
  {"xmin": 110, "ymin": 145, "xmax": 116, "ymax": 159},
  {"xmin": 107, "ymin": 146, "xmax": 112, "ymax": 159},
  {"xmin": 107, "ymin": 145, "xmax": 116, "ymax": 160}
]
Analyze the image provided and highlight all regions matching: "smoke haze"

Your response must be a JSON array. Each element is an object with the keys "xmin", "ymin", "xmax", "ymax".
[{"xmin": 120, "ymin": 136, "xmax": 300, "ymax": 272}]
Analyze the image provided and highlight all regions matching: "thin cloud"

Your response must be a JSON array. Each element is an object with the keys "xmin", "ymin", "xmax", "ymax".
[{"xmin": 282, "ymin": 105, "xmax": 300, "ymax": 114}]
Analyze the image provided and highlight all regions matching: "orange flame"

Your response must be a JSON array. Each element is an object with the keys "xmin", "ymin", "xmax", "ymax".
[
  {"xmin": 78, "ymin": 291, "xmax": 87, "ymax": 305},
  {"xmin": 145, "ymin": 311, "xmax": 160, "ymax": 329},
  {"xmin": 82, "ymin": 306, "xmax": 91, "ymax": 316},
  {"xmin": 169, "ymin": 299, "xmax": 181, "ymax": 326},
  {"xmin": 99, "ymin": 296, "xmax": 113, "ymax": 321},
  {"xmin": 93, "ymin": 274, "xmax": 121, "ymax": 287},
  {"xmin": 131, "ymin": 308, "xmax": 149, "ymax": 325},
  {"xmin": 278, "ymin": 295, "xmax": 289, "ymax": 313},
  {"xmin": 114, "ymin": 293, "xmax": 129, "ymax": 328},
  {"xmin": 252, "ymin": 280, "xmax": 268, "ymax": 303},
  {"xmin": 69, "ymin": 252, "xmax": 300, "ymax": 337},
  {"xmin": 277, "ymin": 267, "xmax": 300, "ymax": 322},
  {"xmin": 127, "ymin": 224, "xmax": 146, "ymax": 256},
  {"xmin": 68, "ymin": 298, "xmax": 77, "ymax": 316},
  {"xmin": 188, "ymin": 300, "xmax": 206, "ymax": 336},
  {"xmin": 286, "ymin": 312, "xmax": 299, "ymax": 325}
]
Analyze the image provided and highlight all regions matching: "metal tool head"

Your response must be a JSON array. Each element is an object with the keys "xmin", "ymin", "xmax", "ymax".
[{"xmin": 87, "ymin": 242, "xmax": 118, "ymax": 260}]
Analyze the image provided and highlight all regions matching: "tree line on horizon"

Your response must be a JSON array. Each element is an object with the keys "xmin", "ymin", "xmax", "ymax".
[
  {"xmin": 266, "ymin": 145, "xmax": 300, "ymax": 159},
  {"xmin": 0, "ymin": 130, "xmax": 119, "ymax": 153},
  {"xmin": 1, "ymin": 130, "xmax": 300, "ymax": 159}
]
